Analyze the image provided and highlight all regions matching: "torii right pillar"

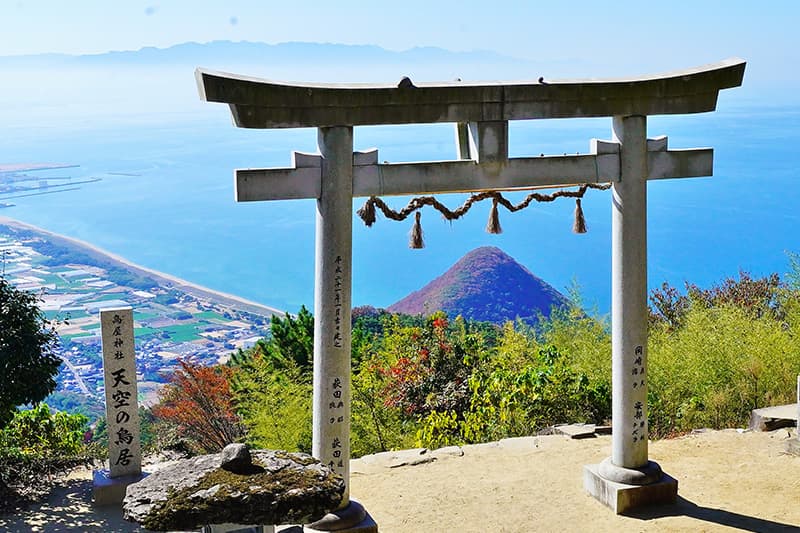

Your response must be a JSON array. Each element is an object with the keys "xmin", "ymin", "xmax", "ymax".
[{"xmin": 583, "ymin": 114, "xmax": 677, "ymax": 513}]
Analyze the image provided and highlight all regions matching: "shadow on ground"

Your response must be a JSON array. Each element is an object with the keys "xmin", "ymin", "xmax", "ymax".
[
  {"xmin": 0, "ymin": 478, "xmax": 140, "ymax": 532},
  {"xmin": 627, "ymin": 496, "xmax": 798, "ymax": 532}
]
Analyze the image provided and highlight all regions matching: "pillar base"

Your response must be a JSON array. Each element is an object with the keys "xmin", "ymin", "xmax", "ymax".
[
  {"xmin": 584, "ymin": 463, "xmax": 677, "ymax": 514},
  {"xmin": 92, "ymin": 468, "xmax": 147, "ymax": 506},
  {"xmin": 597, "ymin": 457, "xmax": 663, "ymax": 485},
  {"xmin": 304, "ymin": 500, "xmax": 378, "ymax": 532}
]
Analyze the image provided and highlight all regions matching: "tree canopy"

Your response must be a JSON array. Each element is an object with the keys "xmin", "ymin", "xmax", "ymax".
[{"xmin": 0, "ymin": 276, "xmax": 61, "ymax": 428}]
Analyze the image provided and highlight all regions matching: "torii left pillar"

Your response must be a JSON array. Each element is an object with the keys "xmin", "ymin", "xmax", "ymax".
[{"xmin": 306, "ymin": 126, "xmax": 377, "ymax": 532}]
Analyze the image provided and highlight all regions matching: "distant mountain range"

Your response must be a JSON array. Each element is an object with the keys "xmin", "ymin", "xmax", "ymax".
[
  {"xmin": 0, "ymin": 40, "xmax": 582, "ymax": 124},
  {"xmin": 388, "ymin": 246, "xmax": 569, "ymax": 323},
  {"xmin": 0, "ymin": 40, "xmax": 581, "ymax": 85},
  {"xmin": 0, "ymin": 40, "xmax": 523, "ymax": 68}
]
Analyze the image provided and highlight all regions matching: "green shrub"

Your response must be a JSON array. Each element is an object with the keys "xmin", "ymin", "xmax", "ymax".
[
  {"xmin": 648, "ymin": 304, "xmax": 800, "ymax": 436},
  {"xmin": 539, "ymin": 305, "xmax": 612, "ymax": 389},
  {"xmin": 429, "ymin": 342, "xmax": 610, "ymax": 448},
  {"xmin": 232, "ymin": 355, "xmax": 313, "ymax": 453},
  {"xmin": 0, "ymin": 404, "xmax": 92, "ymax": 513},
  {"xmin": 351, "ymin": 352, "xmax": 418, "ymax": 456},
  {"xmin": 0, "ymin": 403, "xmax": 88, "ymax": 456}
]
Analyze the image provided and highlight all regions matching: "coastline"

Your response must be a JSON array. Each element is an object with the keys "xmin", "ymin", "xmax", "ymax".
[
  {"xmin": 0, "ymin": 216, "xmax": 285, "ymax": 318},
  {"xmin": 0, "ymin": 163, "xmax": 80, "ymax": 173}
]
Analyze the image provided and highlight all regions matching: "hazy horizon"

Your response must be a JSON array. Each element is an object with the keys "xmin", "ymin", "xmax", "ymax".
[{"xmin": 0, "ymin": 24, "xmax": 797, "ymax": 314}]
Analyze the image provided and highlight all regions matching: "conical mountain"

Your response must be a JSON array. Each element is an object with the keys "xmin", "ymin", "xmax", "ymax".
[{"xmin": 388, "ymin": 246, "xmax": 569, "ymax": 323}]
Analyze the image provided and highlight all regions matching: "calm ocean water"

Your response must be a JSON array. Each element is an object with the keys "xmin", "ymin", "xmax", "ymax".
[{"xmin": 1, "ymin": 100, "xmax": 798, "ymax": 315}]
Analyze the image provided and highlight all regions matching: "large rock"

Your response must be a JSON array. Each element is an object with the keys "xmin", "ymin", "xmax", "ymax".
[{"xmin": 123, "ymin": 446, "xmax": 344, "ymax": 531}]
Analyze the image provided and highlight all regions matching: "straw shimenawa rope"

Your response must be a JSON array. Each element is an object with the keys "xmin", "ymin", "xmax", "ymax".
[{"xmin": 356, "ymin": 183, "xmax": 611, "ymax": 248}]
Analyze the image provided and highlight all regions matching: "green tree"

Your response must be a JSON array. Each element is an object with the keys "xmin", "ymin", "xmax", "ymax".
[
  {"xmin": 649, "ymin": 271, "xmax": 783, "ymax": 330},
  {"xmin": 232, "ymin": 360, "xmax": 313, "ymax": 453},
  {"xmin": 237, "ymin": 306, "xmax": 314, "ymax": 371},
  {"xmin": 227, "ymin": 307, "xmax": 315, "ymax": 453},
  {"xmin": 0, "ymin": 276, "xmax": 61, "ymax": 428}
]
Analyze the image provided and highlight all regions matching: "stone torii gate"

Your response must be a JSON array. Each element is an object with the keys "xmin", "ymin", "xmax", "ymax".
[{"xmin": 197, "ymin": 58, "xmax": 745, "ymax": 526}]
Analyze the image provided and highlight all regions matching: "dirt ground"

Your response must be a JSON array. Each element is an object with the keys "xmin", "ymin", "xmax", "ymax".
[{"xmin": 2, "ymin": 429, "xmax": 799, "ymax": 532}]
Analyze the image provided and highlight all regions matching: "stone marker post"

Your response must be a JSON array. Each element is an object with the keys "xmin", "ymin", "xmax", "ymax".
[{"xmin": 93, "ymin": 307, "xmax": 144, "ymax": 505}]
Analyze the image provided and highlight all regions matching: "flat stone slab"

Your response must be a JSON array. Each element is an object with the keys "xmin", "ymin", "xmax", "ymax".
[
  {"xmin": 555, "ymin": 424, "xmax": 597, "ymax": 439},
  {"xmin": 431, "ymin": 446, "xmax": 464, "ymax": 459},
  {"xmin": 497, "ymin": 437, "xmax": 538, "ymax": 450},
  {"xmin": 387, "ymin": 455, "xmax": 435, "ymax": 468},
  {"xmin": 358, "ymin": 448, "xmax": 434, "ymax": 469},
  {"xmin": 583, "ymin": 464, "xmax": 677, "ymax": 514},
  {"xmin": 749, "ymin": 403, "xmax": 798, "ymax": 431}
]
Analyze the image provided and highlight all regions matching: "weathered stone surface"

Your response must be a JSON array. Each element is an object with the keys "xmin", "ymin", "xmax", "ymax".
[
  {"xmin": 220, "ymin": 443, "xmax": 252, "ymax": 473},
  {"xmin": 307, "ymin": 499, "xmax": 366, "ymax": 530},
  {"xmin": 497, "ymin": 436, "xmax": 538, "ymax": 450},
  {"xmin": 387, "ymin": 455, "xmax": 435, "ymax": 468},
  {"xmin": 198, "ymin": 59, "xmax": 745, "ymax": 128},
  {"xmin": 597, "ymin": 458, "xmax": 663, "ymax": 486},
  {"xmin": 123, "ymin": 449, "xmax": 344, "ymax": 531},
  {"xmin": 357, "ymin": 448, "xmax": 428, "ymax": 469},
  {"xmin": 749, "ymin": 403, "xmax": 798, "ymax": 432},
  {"xmin": 785, "ymin": 437, "xmax": 800, "ymax": 456},
  {"xmin": 93, "ymin": 469, "xmax": 147, "ymax": 506},
  {"xmin": 431, "ymin": 446, "xmax": 464, "ymax": 459},
  {"xmin": 583, "ymin": 463, "xmax": 678, "ymax": 514},
  {"xmin": 555, "ymin": 423, "xmax": 597, "ymax": 439}
]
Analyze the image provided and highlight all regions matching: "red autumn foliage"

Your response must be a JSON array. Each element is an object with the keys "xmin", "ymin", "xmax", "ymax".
[
  {"xmin": 152, "ymin": 359, "xmax": 245, "ymax": 453},
  {"xmin": 379, "ymin": 315, "xmax": 472, "ymax": 417}
]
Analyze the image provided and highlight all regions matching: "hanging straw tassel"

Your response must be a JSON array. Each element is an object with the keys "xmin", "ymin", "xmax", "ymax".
[
  {"xmin": 573, "ymin": 198, "xmax": 587, "ymax": 234},
  {"xmin": 409, "ymin": 211, "xmax": 425, "ymax": 249},
  {"xmin": 486, "ymin": 197, "xmax": 503, "ymax": 234},
  {"xmin": 357, "ymin": 197, "xmax": 377, "ymax": 227}
]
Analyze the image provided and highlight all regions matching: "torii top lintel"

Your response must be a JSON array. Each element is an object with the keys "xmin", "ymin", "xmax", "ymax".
[{"xmin": 196, "ymin": 58, "xmax": 745, "ymax": 129}]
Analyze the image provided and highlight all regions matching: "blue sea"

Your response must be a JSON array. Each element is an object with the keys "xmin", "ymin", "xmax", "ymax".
[{"xmin": 1, "ymin": 84, "xmax": 798, "ymax": 316}]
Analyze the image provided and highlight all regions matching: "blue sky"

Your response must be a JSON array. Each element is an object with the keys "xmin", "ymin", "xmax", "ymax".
[{"xmin": 2, "ymin": 1, "xmax": 798, "ymax": 88}]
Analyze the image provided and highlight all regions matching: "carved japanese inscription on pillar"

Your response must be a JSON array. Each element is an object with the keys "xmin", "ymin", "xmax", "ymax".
[{"xmin": 100, "ymin": 308, "xmax": 141, "ymax": 478}]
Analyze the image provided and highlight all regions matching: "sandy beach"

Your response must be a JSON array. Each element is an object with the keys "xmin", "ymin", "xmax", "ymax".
[
  {"xmin": 1, "ymin": 429, "xmax": 798, "ymax": 532},
  {"xmin": 0, "ymin": 216, "xmax": 285, "ymax": 318}
]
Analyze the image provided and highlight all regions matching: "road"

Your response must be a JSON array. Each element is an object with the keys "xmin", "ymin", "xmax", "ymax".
[{"xmin": 58, "ymin": 352, "xmax": 94, "ymax": 397}]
